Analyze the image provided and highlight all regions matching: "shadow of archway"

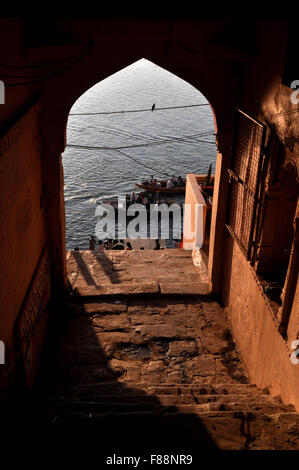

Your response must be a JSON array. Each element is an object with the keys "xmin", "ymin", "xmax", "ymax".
[
  {"xmin": 70, "ymin": 250, "xmax": 122, "ymax": 286},
  {"xmin": 92, "ymin": 250, "xmax": 122, "ymax": 284},
  {"xmin": 1, "ymin": 296, "xmax": 219, "ymax": 451},
  {"xmin": 72, "ymin": 250, "xmax": 97, "ymax": 286}
]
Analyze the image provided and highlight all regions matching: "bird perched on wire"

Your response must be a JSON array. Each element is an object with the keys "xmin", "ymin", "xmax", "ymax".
[{"xmin": 151, "ymin": 103, "xmax": 156, "ymax": 111}]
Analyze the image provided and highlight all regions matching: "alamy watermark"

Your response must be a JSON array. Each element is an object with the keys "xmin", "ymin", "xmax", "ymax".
[
  {"xmin": 0, "ymin": 81, "xmax": 4, "ymax": 104},
  {"xmin": 290, "ymin": 80, "xmax": 299, "ymax": 104},
  {"xmin": 0, "ymin": 340, "xmax": 5, "ymax": 365},
  {"xmin": 290, "ymin": 340, "xmax": 299, "ymax": 365},
  {"xmin": 94, "ymin": 197, "xmax": 204, "ymax": 248}
]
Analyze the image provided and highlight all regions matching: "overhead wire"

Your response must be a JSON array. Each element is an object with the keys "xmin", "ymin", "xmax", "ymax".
[
  {"xmin": 68, "ymin": 103, "xmax": 210, "ymax": 116},
  {"xmin": 66, "ymin": 132, "xmax": 216, "ymax": 177},
  {"xmin": 67, "ymin": 125, "xmax": 215, "ymax": 145},
  {"xmin": 66, "ymin": 104, "xmax": 215, "ymax": 178},
  {"xmin": 66, "ymin": 139, "xmax": 215, "ymax": 152},
  {"xmin": 111, "ymin": 149, "xmax": 175, "ymax": 177},
  {"xmin": 66, "ymin": 131, "xmax": 216, "ymax": 152}
]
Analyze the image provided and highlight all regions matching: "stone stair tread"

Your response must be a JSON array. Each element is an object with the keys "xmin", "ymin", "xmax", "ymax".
[
  {"xmin": 37, "ymin": 289, "xmax": 299, "ymax": 450},
  {"xmin": 50, "ymin": 381, "xmax": 263, "ymax": 389},
  {"xmin": 38, "ymin": 409, "xmax": 299, "ymax": 450},
  {"xmin": 159, "ymin": 283, "xmax": 209, "ymax": 295},
  {"xmin": 73, "ymin": 282, "xmax": 160, "ymax": 297},
  {"xmin": 47, "ymin": 403, "xmax": 292, "ymax": 415},
  {"xmin": 47, "ymin": 394, "xmax": 288, "ymax": 406},
  {"xmin": 47, "ymin": 409, "xmax": 299, "ymax": 420}
]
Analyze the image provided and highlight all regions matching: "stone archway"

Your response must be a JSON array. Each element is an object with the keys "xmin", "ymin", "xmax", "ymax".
[
  {"xmin": 62, "ymin": 59, "xmax": 217, "ymax": 252},
  {"xmin": 38, "ymin": 31, "xmax": 236, "ymax": 296}
]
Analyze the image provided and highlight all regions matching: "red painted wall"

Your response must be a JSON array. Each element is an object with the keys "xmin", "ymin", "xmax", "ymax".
[{"xmin": 0, "ymin": 102, "xmax": 47, "ymax": 385}]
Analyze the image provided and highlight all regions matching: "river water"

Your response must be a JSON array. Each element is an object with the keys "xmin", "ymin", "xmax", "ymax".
[{"xmin": 62, "ymin": 58, "xmax": 217, "ymax": 249}]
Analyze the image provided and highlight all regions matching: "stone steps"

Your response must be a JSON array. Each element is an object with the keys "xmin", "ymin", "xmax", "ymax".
[
  {"xmin": 47, "ymin": 393, "xmax": 287, "ymax": 406},
  {"xmin": 47, "ymin": 409, "xmax": 299, "ymax": 422},
  {"xmin": 47, "ymin": 397, "xmax": 292, "ymax": 414},
  {"xmin": 5, "ymin": 406, "xmax": 298, "ymax": 450},
  {"xmin": 43, "ymin": 409, "xmax": 299, "ymax": 450},
  {"xmin": 36, "ymin": 292, "xmax": 299, "ymax": 450},
  {"xmin": 72, "ymin": 282, "xmax": 210, "ymax": 297},
  {"xmin": 67, "ymin": 249, "xmax": 210, "ymax": 297},
  {"xmin": 49, "ymin": 382, "xmax": 269, "ymax": 398},
  {"xmin": 43, "ymin": 374, "xmax": 298, "ymax": 450},
  {"xmin": 46, "ymin": 378, "xmax": 294, "ymax": 418}
]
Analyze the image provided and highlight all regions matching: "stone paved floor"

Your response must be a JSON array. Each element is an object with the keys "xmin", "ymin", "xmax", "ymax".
[
  {"xmin": 66, "ymin": 249, "xmax": 209, "ymax": 296},
  {"xmin": 17, "ymin": 249, "xmax": 297, "ymax": 450},
  {"xmin": 52, "ymin": 295, "xmax": 248, "ymax": 387},
  {"xmin": 31, "ymin": 292, "xmax": 299, "ymax": 451}
]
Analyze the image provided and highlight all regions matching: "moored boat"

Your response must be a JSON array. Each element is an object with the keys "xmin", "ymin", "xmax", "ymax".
[
  {"xmin": 135, "ymin": 183, "xmax": 185, "ymax": 193},
  {"xmin": 136, "ymin": 173, "xmax": 215, "ymax": 194}
]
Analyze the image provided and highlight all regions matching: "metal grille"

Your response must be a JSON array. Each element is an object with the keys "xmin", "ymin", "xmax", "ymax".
[{"xmin": 227, "ymin": 109, "xmax": 266, "ymax": 258}]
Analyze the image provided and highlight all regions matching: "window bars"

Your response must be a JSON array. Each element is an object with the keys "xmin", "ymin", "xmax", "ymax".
[{"xmin": 227, "ymin": 109, "xmax": 266, "ymax": 260}]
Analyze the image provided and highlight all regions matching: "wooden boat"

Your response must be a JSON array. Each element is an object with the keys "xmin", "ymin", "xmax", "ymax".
[
  {"xmin": 135, "ymin": 173, "xmax": 215, "ymax": 194},
  {"xmin": 135, "ymin": 183, "xmax": 185, "ymax": 193}
]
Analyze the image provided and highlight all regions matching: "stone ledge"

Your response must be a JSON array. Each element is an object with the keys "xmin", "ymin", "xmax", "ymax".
[
  {"xmin": 83, "ymin": 302, "xmax": 128, "ymax": 314},
  {"xmin": 73, "ymin": 282, "xmax": 160, "ymax": 296},
  {"xmin": 159, "ymin": 282, "xmax": 209, "ymax": 295}
]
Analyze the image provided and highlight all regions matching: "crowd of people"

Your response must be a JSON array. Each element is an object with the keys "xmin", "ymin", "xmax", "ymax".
[
  {"xmin": 126, "ymin": 191, "xmax": 144, "ymax": 205},
  {"xmin": 75, "ymin": 175, "xmax": 186, "ymax": 252},
  {"xmin": 128, "ymin": 190, "xmax": 158, "ymax": 205},
  {"xmin": 73, "ymin": 236, "xmax": 182, "ymax": 251},
  {"xmin": 88, "ymin": 236, "xmax": 133, "ymax": 251},
  {"xmin": 123, "ymin": 174, "xmax": 185, "ymax": 210},
  {"xmin": 142, "ymin": 175, "xmax": 185, "ymax": 188}
]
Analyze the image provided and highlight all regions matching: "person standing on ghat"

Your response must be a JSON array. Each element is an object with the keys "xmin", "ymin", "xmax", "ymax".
[
  {"xmin": 154, "ymin": 239, "xmax": 160, "ymax": 250},
  {"xmin": 89, "ymin": 235, "xmax": 96, "ymax": 250}
]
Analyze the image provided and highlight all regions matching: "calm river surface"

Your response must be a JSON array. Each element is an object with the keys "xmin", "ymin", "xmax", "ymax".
[{"xmin": 63, "ymin": 59, "xmax": 217, "ymax": 249}]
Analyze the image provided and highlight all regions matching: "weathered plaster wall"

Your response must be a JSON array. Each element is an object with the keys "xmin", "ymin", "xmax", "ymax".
[
  {"xmin": 287, "ymin": 276, "xmax": 299, "ymax": 344},
  {"xmin": 237, "ymin": 22, "xmax": 299, "ymax": 172},
  {"xmin": 257, "ymin": 178, "xmax": 298, "ymax": 274},
  {"xmin": 222, "ymin": 233, "xmax": 299, "ymax": 411},
  {"xmin": 0, "ymin": 103, "xmax": 47, "ymax": 378},
  {"xmin": 219, "ymin": 21, "xmax": 299, "ymax": 410}
]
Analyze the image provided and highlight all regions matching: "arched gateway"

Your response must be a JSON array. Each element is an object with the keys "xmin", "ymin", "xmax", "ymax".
[{"xmin": 0, "ymin": 19, "xmax": 298, "ymax": 426}]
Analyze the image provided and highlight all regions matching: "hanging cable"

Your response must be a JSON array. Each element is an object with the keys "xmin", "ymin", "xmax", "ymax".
[
  {"xmin": 66, "ymin": 139, "xmax": 215, "ymax": 152},
  {"xmin": 67, "ymin": 125, "xmax": 215, "ymax": 147},
  {"xmin": 65, "ymin": 135, "xmax": 216, "ymax": 177},
  {"xmin": 68, "ymin": 103, "xmax": 210, "ymax": 116},
  {"xmin": 66, "ymin": 132, "xmax": 215, "ymax": 152},
  {"xmin": 68, "ymin": 125, "xmax": 215, "ymax": 142},
  {"xmin": 111, "ymin": 149, "xmax": 174, "ymax": 177}
]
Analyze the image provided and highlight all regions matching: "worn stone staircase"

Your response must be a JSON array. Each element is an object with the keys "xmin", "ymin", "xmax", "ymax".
[
  {"xmin": 3, "ymin": 250, "xmax": 298, "ymax": 450},
  {"xmin": 29, "ymin": 285, "xmax": 299, "ymax": 450},
  {"xmin": 43, "ymin": 381, "xmax": 298, "ymax": 450}
]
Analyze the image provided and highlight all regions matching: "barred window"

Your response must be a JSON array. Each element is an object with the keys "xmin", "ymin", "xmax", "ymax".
[{"xmin": 227, "ymin": 109, "xmax": 266, "ymax": 258}]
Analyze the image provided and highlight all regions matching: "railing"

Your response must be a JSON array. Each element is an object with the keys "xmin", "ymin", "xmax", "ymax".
[{"xmin": 183, "ymin": 174, "xmax": 207, "ymax": 250}]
